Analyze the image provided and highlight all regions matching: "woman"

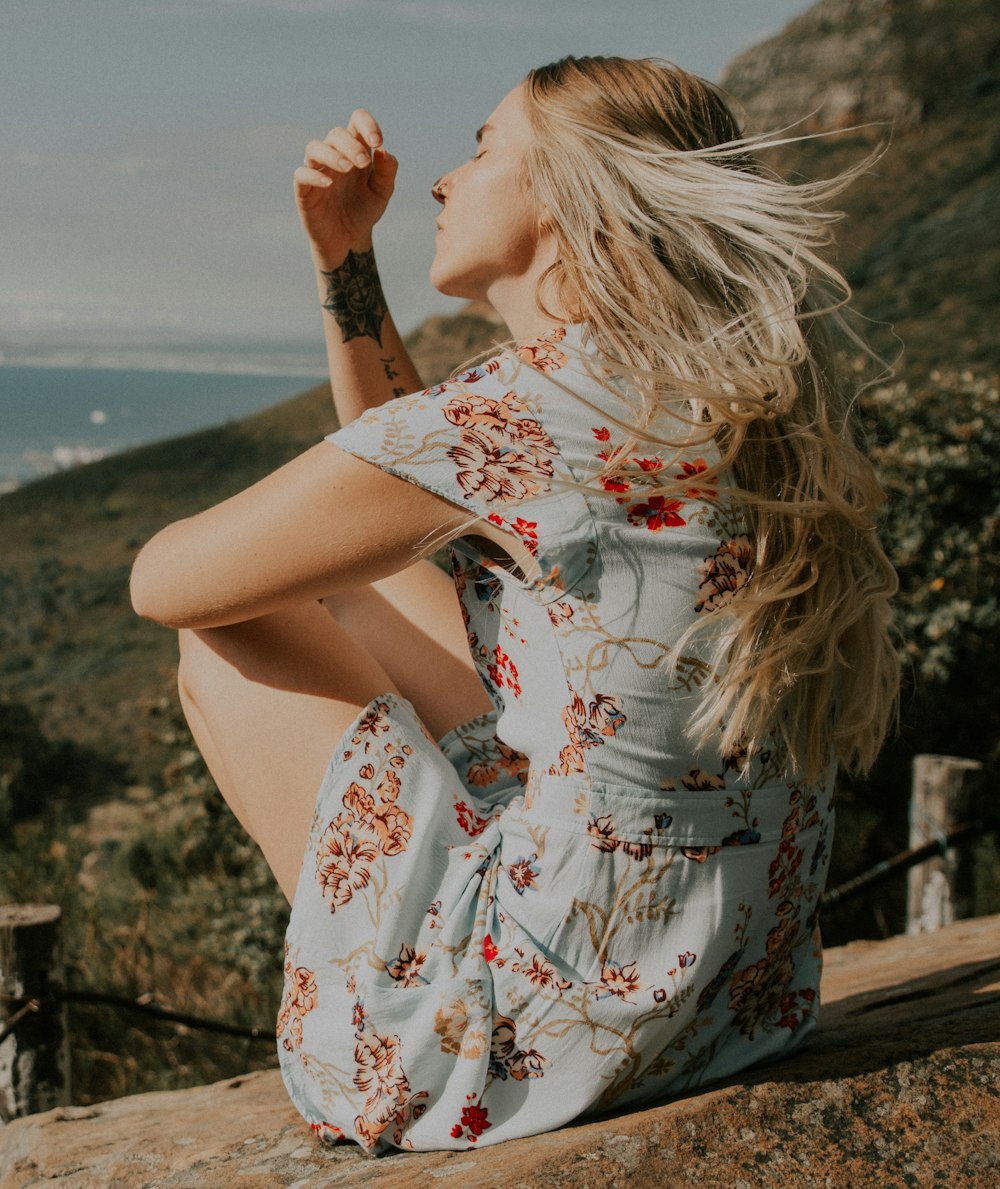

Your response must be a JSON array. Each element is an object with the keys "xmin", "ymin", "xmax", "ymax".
[{"xmin": 131, "ymin": 56, "xmax": 898, "ymax": 1152}]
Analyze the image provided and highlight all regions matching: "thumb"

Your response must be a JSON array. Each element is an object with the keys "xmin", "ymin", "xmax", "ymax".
[{"xmin": 370, "ymin": 147, "xmax": 398, "ymax": 201}]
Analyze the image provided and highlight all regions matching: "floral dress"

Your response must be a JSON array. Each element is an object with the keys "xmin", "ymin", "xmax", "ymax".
[{"xmin": 277, "ymin": 324, "xmax": 834, "ymax": 1152}]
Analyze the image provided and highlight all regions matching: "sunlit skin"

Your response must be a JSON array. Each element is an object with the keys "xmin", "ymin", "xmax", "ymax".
[{"xmin": 429, "ymin": 84, "xmax": 564, "ymax": 341}]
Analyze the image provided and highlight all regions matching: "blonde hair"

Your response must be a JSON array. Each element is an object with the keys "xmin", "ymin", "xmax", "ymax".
[{"xmin": 521, "ymin": 55, "xmax": 899, "ymax": 783}]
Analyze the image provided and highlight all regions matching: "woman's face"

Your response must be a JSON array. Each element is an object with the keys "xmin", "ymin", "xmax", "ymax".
[{"xmin": 429, "ymin": 83, "xmax": 545, "ymax": 303}]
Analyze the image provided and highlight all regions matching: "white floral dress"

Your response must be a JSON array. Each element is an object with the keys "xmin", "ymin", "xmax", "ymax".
[{"xmin": 277, "ymin": 324, "xmax": 834, "ymax": 1152}]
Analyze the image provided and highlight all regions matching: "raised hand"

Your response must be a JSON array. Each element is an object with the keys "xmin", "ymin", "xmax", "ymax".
[{"xmin": 294, "ymin": 109, "xmax": 399, "ymax": 267}]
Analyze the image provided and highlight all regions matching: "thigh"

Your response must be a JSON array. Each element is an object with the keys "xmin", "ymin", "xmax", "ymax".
[
  {"xmin": 178, "ymin": 601, "xmax": 411, "ymax": 903},
  {"xmin": 320, "ymin": 558, "xmax": 492, "ymax": 735}
]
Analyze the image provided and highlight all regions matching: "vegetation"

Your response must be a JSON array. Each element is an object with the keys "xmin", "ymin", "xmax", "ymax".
[{"xmin": 823, "ymin": 369, "xmax": 1000, "ymax": 940}]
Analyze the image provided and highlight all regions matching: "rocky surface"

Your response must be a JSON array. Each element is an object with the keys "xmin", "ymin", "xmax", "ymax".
[{"xmin": 2, "ymin": 914, "xmax": 998, "ymax": 1188}]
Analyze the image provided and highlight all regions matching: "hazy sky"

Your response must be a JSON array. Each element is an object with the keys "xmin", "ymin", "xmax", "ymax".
[{"xmin": 3, "ymin": 0, "xmax": 815, "ymax": 365}]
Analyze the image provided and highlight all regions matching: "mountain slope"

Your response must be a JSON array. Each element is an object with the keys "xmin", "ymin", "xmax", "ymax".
[{"xmin": 721, "ymin": 0, "xmax": 1000, "ymax": 373}]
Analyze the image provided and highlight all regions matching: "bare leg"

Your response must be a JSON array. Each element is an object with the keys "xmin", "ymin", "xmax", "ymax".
[
  {"xmin": 177, "ymin": 561, "xmax": 491, "ymax": 903},
  {"xmin": 178, "ymin": 602, "xmax": 410, "ymax": 903},
  {"xmin": 319, "ymin": 559, "xmax": 492, "ymax": 732}
]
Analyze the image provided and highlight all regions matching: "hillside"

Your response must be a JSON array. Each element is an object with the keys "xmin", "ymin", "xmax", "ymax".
[
  {"xmin": 720, "ymin": 0, "xmax": 1000, "ymax": 374},
  {"xmin": 0, "ymin": 302, "xmax": 508, "ymax": 781}
]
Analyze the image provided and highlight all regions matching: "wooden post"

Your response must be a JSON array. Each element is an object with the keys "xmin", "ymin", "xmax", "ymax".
[
  {"xmin": 906, "ymin": 755, "xmax": 982, "ymax": 935},
  {"xmin": 0, "ymin": 904, "xmax": 71, "ymax": 1122}
]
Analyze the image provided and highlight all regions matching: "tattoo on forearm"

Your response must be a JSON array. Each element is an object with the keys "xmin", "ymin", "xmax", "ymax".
[
  {"xmin": 320, "ymin": 248, "xmax": 388, "ymax": 347},
  {"xmin": 380, "ymin": 355, "xmax": 407, "ymax": 397}
]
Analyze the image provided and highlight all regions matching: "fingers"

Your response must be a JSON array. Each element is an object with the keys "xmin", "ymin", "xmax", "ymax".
[
  {"xmin": 347, "ymin": 109, "xmax": 382, "ymax": 150},
  {"xmin": 303, "ymin": 110, "xmax": 383, "ymax": 176},
  {"xmin": 369, "ymin": 148, "xmax": 398, "ymax": 201},
  {"xmin": 293, "ymin": 164, "xmax": 333, "ymax": 189}
]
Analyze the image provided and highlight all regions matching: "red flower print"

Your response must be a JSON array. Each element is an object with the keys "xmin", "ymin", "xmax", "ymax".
[
  {"xmin": 634, "ymin": 456, "xmax": 663, "ymax": 472},
  {"xmin": 310, "ymin": 1121, "xmax": 345, "ymax": 1144},
  {"xmin": 461, "ymin": 1102, "xmax": 491, "ymax": 1138},
  {"xmin": 592, "ymin": 425, "xmax": 611, "ymax": 441},
  {"xmin": 678, "ymin": 950, "xmax": 697, "ymax": 969},
  {"xmin": 451, "ymin": 1099, "xmax": 492, "ymax": 1144},
  {"xmin": 602, "ymin": 475, "xmax": 631, "ymax": 493},
  {"xmin": 486, "ymin": 645, "xmax": 521, "ymax": 698},
  {"xmin": 483, "ymin": 934, "xmax": 499, "ymax": 963},
  {"xmin": 455, "ymin": 797, "xmax": 492, "ymax": 835},
  {"xmin": 352, "ymin": 997, "xmax": 366, "ymax": 1030},
  {"xmin": 487, "ymin": 513, "xmax": 539, "ymax": 557},
  {"xmin": 675, "ymin": 457, "xmax": 717, "ymax": 499},
  {"xmin": 626, "ymin": 495, "xmax": 687, "ymax": 531}
]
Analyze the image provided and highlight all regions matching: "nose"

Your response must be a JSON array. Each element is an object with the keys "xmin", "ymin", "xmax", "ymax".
[{"xmin": 431, "ymin": 176, "xmax": 448, "ymax": 204}]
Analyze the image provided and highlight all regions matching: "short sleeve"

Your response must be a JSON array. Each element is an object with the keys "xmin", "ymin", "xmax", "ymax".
[{"xmin": 327, "ymin": 357, "xmax": 596, "ymax": 604}]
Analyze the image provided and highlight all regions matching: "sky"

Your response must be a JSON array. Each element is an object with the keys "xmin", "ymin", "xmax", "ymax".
[{"xmin": 2, "ymin": 0, "xmax": 816, "ymax": 370}]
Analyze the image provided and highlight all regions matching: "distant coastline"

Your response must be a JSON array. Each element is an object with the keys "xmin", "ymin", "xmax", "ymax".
[
  {"xmin": 0, "ymin": 363, "xmax": 323, "ymax": 492},
  {"xmin": 1, "ymin": 345, "xmax": 328, "ymax": 378}
]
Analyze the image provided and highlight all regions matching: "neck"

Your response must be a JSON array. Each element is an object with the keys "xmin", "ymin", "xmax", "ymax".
[{"xmin": 486, "ymin": 277, "xmax": 573, "ymax": 344}]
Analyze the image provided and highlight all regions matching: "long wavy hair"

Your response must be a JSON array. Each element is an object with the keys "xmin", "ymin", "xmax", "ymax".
[{"xmin": 521, "ymin": 54, "xmax": 899, "ymax": 783}]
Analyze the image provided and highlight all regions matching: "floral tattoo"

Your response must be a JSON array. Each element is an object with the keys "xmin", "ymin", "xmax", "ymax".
[{"xmin": 320, "ymin": 248, "xmax": 388, "ymax": 347}]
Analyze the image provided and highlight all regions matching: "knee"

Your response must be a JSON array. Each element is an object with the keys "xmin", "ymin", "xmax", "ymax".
[
  {"xmin": 177, "ymin": 628, "xmax": 218, "ymax": 708},
  {"xmin": 177, "ymin": 629, "xmax": 198, "ymax": 705}
]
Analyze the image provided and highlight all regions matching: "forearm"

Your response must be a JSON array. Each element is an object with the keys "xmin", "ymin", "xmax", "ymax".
[{"xmin": 314, "ymin": 242, "xmax": 424, "ymax": 427}]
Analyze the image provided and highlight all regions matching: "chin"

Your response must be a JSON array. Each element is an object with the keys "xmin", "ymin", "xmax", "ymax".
[{"xmin": 429, "ymin": 258, "xmax": 480, "ymax": 302}]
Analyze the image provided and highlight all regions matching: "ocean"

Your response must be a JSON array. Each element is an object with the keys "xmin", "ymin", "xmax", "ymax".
[{"xmin": 0, "ymin": 364, "xmax": 323, "ymax": 492}]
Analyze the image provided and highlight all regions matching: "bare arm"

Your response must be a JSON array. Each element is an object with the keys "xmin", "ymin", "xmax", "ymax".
[
  {"xmin": 130, "ymin": 443, "xmax": 536, "ymax": 631},
  {"xmin": 295, "ymin": 109, "xmax": 425, "ymax": 426},
  {"xmin": 130, "ymin": 444, "xmax": 466, "ymax": 630}
]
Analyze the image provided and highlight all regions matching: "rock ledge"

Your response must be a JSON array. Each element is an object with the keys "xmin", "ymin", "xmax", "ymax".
[{"xmin": 2, "ymin": 916, "xmax": 999, "ymax": 1188}]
